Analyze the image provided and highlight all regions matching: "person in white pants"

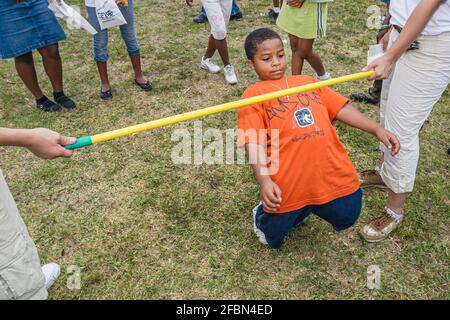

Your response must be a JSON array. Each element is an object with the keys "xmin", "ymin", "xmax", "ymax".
[
  {"xmin": 0, "ymin": 128, "xmax": 75, "ymax": 299},
  {"xmin": 359, "ymin": 0, "xmax": 450, "ymax": 242},
  {"xmin": 186, "ymin": 0, "xmax": 238, "ymax": 85}
]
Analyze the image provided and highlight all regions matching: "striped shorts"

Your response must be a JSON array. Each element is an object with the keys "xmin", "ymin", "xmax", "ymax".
[{"xmin": 276, "ymin": 1, "xmax": 328, "ymax": 40}]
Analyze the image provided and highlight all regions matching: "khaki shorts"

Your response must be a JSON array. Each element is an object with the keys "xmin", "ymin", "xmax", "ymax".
[
  {"xmin": 379, "ymin": 29, "xmax": 450, "ymax": 193},
  {"xmin": 0, "ymin": 170, "xmax": 47, "ymax": 300}
]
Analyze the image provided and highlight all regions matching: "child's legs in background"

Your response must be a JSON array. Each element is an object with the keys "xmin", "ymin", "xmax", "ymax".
[
  {"xmin": 202, "ymin": 0, "xmax": 232, "ymax": 66},
  {"xmin": 288, "ymin": 34, "xmax": 325, "ymax": 76},
  {"xmin": 312, "ymin": 189, "xmax": 363, "ymax": 232},
  {"xmin": 118, "ymin": 0, "xmax": 145, "ymax": 82},
  {"xmin": 87, "ymin": 6, "xmax": 110, "ymax": 90},
  {"xmin": 231, "ymin": 0, "xmax": 241, "ymax": 16}
]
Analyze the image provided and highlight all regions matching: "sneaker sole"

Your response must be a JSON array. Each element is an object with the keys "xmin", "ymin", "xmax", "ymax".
[
  {"xmin": 359, "ymin": 231, "xmax": 387, "ymax": 243},
  {"xmin": 201, "ymin": 64, "xmax": 220, "ymax": 74}
]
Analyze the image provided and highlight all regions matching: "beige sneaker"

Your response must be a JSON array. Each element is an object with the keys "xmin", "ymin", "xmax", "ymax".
[
  {"xmin": 360, "ymin": 208, "xmax": 403, "ymax": 242},
  {"xmin": 359, "ymin": 167, "xmax": 387, "ymax": 189}
]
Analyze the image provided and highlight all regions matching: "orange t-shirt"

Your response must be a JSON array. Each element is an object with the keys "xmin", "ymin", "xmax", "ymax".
[{"xmin": 238, "ymin": 75, "xmax": 360, "ymax": 214}]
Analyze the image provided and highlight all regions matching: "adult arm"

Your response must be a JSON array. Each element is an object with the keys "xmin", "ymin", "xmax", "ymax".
[
  {"xmin": 0, "ymin": 128, "xmax": 76, "ymax": 159},
  {"xmin": 364, "ymin": 0, "xmax": 445, "ymax": 80}
]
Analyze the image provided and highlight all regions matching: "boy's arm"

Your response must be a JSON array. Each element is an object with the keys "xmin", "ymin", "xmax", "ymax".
[
  {"xmin": 335, "ymin": 104, "xmax": 400, "ymax": 156},
  {"xmin": 245, "ymin": 144, "xmax": 282, "ymax": 212},
  {"xmin": 0, "ymin": 128, "xmax": 76, "ymax": 159}
]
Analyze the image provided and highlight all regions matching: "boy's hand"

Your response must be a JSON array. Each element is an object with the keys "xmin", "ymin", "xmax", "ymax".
[
  {"xmin": 375, "ymin": 127, "xmax": 400, "ymax": 156},
  {"xmin": 185, "ymin": 0, "xmax": 194, "ymax": 7},
  {"xmin": 260, "ymin": 178, "xmax": 282, "ymax": 212},
  {"xmin": 25, "ymin": 128, "xmax": 76, "ymax": 159}
]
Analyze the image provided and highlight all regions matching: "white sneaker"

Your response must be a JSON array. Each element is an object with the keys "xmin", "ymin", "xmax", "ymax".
[
  {"xmin": 252, "ymin": 202, "xmax": 268, "ymax": 246},
  {"xmin": 314, "ymin": 72, "xmax": 332, "ymax": 81},
  {"xmin": 224, "ymin": 64, "xmax": 238, "ymax": 85},
  {"xmin": 201, "ymin": 57, "xmax": 221, "ymax": 74},
  {"xmin": 42, "ymin": 263, "xmax": 60, "ymax": 290}
]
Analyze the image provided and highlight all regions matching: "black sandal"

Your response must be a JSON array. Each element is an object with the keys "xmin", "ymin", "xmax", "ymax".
[
  {"xmin": 350, "ymin": 93, "xmax": 379, "ymax": 105},
  {"xmin": 54, "ymin": 92, "xmax": 76, "ymax": 109},
  {"xmin": 100, "ymin": 89, "xmax": 113, "ymax": 100},
  {"xmin": 134, "ymin": 79, "xmax": 152, "ymax": 92},
  {"xmin": 36, "ymin": 97, "xmax": 61, "ymax": 112}
]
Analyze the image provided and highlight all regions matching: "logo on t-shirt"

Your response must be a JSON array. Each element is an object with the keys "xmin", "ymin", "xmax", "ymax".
[{"xmin": 294, "ymin": 108, "xmax": 315, "ymax": 128}]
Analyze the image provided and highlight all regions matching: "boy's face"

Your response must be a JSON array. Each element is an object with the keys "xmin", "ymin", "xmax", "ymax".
[{"xmin": 249, "ymin": 38, "xmax": 287, "ymax": 81}]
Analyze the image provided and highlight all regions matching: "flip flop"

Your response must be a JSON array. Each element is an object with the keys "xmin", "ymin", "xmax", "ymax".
[{"xmin": 134, "ymin": 79, "xmax": 153, "ymax": 92}]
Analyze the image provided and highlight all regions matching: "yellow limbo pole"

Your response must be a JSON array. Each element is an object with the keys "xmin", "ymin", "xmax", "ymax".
[{"xmin": 65, "ymin": 71, "xmax": 374, "ymax": 150}]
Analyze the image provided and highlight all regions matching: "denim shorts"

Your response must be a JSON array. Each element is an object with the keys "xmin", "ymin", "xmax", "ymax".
[
  {"xmin": 86, "ymin": 0, "xmax": 140, "ymax": 62},
  {"xmin": 254, "ymin": 188, "xmax": 363, "ymax": 249},
  {"xmin": 0, "ymin": 0, "xmax": 65, "ymax": 59}
]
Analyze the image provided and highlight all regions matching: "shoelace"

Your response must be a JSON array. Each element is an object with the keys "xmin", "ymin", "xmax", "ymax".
[
  {"xmin": 372, "ymin": 209, "xmax": 402, "ymax": 230},
  {"xmin": 372, "ymin": 212, "xmax": 394, "ymax": 231},
  {"xmin": 224, "ymin": 65, "xmax": 234, "ymax": 75}
]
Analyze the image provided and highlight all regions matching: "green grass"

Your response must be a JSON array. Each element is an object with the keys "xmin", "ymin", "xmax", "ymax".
[{"xmin": 0, "ymin": 0, "xmax": 448, "ymax": 299}]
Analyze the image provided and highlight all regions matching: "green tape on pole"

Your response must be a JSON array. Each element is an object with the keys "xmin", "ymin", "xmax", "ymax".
[{"xmin": 64, "ymin": 136, "xmax": 93, "ymax": 150}]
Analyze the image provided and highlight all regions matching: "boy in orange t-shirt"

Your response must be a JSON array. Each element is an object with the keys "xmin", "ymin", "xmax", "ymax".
[{"xmin": 239, "ymin": 28, "xmax": 400, "ymax": 249}]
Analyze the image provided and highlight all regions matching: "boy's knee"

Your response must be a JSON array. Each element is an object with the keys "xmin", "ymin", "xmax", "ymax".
[{"xmin": 265, "ymin": 237, "xmax": 285, "ymax": 250}]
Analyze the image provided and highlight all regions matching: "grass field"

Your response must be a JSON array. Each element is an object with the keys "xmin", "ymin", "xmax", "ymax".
[{"xmin": 0, "ymin": 0, "xmax": 448, "ymax": 299}]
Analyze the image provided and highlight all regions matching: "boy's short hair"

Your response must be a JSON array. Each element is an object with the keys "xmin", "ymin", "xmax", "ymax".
[{"xmin": 244, "ymin": 28, "xmax": 283, "ymax": 61}]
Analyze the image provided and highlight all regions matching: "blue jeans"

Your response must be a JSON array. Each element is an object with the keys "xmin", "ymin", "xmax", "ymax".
[
  {"xmin": 86, "ymin": 0, "xmax": 140, "ymax": 62},
  {"xmin": 200, "ymin": 0, "xmax": 241, "ymax": 18},
  {"xmin": 255, "ymin": 189, "xmax": 363, "ymax": 249}
]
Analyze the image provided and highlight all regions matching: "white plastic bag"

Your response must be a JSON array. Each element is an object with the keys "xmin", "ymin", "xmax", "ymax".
[
  {"xmin": 95, "ymin": 0, "xmax": 127, "ymax": 30},
  {"xmin": 367, "ymin": 44, "xmax": 384, "ymax": 65},
  {"xmin": 48, "ymin": 0, "xmax": 98, "ymax": 35}
]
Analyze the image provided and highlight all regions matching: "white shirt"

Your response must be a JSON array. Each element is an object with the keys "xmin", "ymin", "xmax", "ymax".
[
  {"xmin": 85, "ymin": 0, "xmax": 95, "ymax": 7},
  {"xmin": 390, "ymin": 0, "xmax": 450, "ymax": 36}
]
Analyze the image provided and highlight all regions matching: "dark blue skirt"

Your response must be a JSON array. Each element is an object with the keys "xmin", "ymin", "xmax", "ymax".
[{"xmin": 0, "ymin": 0, "xmax": 66, "ymax": 59}]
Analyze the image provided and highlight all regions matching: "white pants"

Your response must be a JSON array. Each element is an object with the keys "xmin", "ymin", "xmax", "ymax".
[
  {"xmin": 202, "ymin": 0, "xmax": 232, "ymax": 40},
  {"xmin": 0, "ymin": 170, "xmax": 47, "ymax": 300},
  {"xmin": 379, "ymin": 29, "xmax": 450, "ymax": 193}
]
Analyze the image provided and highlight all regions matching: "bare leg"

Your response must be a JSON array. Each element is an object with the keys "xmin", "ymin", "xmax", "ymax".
[
  {"xmin": 129, "ymin": 55, "xmax": 147, "ymax": 84},
  {"xmin": 204, "ymin": 35, "xmax": 230, "ymax": 67},
  {"xmin": 387, "ymin": 190, "xmax": 408, "ymax": 214},
  {"xmin": 289, "ymin": 35, "xmax": 304, "ymax": 75},
  {"xmin": 14, "ymin": 52, "xmax": 44, "ymax": 99},
  {"xmin": 273, "ymin": 0, "xmax": 283, "ymax": 7},
  {"xmin": 290, "ymin": 35, "xmax": 326, "ymax": 76},
  {"xmin": 96, "ymin": 62, "xmax": 111, "ymax": 92},
  {"xmin": 37, "ymin": 44, "xmax": 63, "ymax": 93},
  {"xmin": 204, "ymin": 35, "xmax": 217, "ymax": 59}
]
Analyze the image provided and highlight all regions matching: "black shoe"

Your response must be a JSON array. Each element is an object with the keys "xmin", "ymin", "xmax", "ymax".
[
  {"xmin": 350, "ymin": 93, "xmax": 379, "ymax": 105},
  {"xmin": 100, "ymin": 89, "xmax": 113, "ymax": 100},
  {"xmin": 134, "ymin": 79, "xmax": 153, "ymax": 92},
  {"xmin": 268, "ymin": 9, "xmax": 279, "ymax": 24},
  {"xmin": 36, "ymin": 96, "xmax": 61, "ymax": 112},
  {"xmin": 193, "ymin": 14, "xmax": 208, "ymax": 24},
  {"xmin": 53, "ymin": 92, "xmax": 76, "ymax": 109},
  {"xmin": 230, "ymin": 12, "xmax": 243, "ymax": 21}
]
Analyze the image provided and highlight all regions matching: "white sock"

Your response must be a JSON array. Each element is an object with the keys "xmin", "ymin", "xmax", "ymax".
[
  {"xmin": 386, "ymin": 207, "xmax": 403, "ymax": 223},
  {"xmin": 273, "ymin": 7, "xmax": 280, "ymax": 13}
]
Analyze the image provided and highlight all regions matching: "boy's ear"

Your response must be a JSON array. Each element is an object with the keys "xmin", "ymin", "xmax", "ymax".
[{"xmin": 247, "ymin": 59, "xmax": 255, "ymax": 70}]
